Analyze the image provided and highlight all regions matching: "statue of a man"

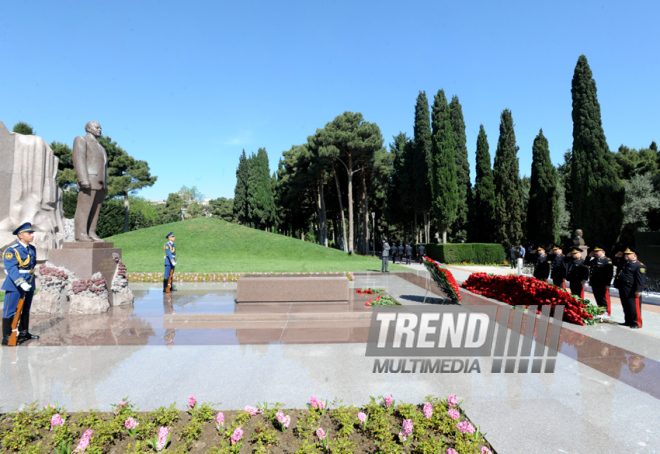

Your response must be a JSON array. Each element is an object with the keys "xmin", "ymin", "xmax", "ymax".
[
  {"xmin": 72, "ymin": 121, "xmax": 108, "ymax": 242},
  {"xmin": 573, "ymin": 229, "xmax": 586, "ymax": 246}
]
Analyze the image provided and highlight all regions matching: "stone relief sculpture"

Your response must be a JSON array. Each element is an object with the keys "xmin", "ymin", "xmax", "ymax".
[{"xmin": 0, "ymin": 120, "xmax": 65, "ymax": 257}]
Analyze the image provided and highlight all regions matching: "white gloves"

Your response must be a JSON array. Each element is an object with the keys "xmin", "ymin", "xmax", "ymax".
[
  {"xmin": 19, "ymin": 283, "xmax": 32, "ymax": 292},
  {"xmin": 172, "ymin": 260, "xmax": 177, "ymax": 266}
]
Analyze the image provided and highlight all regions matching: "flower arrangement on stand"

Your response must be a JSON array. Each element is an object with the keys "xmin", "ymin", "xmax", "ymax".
[{"xmin": 423, "ymin": 257, "xmax": 462, "ymax": 304}]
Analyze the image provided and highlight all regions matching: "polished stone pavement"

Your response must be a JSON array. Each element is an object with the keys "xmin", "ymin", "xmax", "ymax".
[{"xmin": 2, "ymin": 268, "xmax": 660, "ymax": 453}]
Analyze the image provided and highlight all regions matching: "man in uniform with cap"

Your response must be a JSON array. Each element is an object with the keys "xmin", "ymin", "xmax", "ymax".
[
  {"xmin": 586, "ymin": 244, "xmax": 614, "ymax": 318},
  {"xmin": 550, "ymin": 245, "xmax": 568, "ymax": 289},
  {"xmin": 164, "ymin": 232, "xmax": 177, "ymax": 292},
  {"xmin": 404, "ymin": 243, "xmax": 413, "ymax": 265},
  {"xmin": 2, "ymin": 223, "xmax": 39, "ymax": 345},
  {"xmin": 417, "ymin": 243, "xmax": 426, "ymax": 264},
  {"xmin": 532, "ymin": 245, "xmax": 551, "ymax": 281},
  {"xmin": 566, "ymin": 247, "xmax": 589, "ymax": 299},
  {"xmin": 613, "ymin": 247, "xmax": 646, "ymax": 329}
]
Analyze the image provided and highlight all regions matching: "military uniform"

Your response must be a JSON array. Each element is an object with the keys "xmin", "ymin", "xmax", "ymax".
[
  {"xmin": 566, "ymin": 248, "xmax": 589, "ymax": 299},
  {"xmin": 404, "ymin": 244, "xmax": 412, "ymax": 265},
  {"xmin": 614, "ymin": 248, "xmax": 646, "ymax": 328},
  {"xmin": 397, "ymin": 244, "xmax": 405, "ymax": 264},
  {"xmin": 2, "ymin": 223, "xmax": 39, "ymax": 346},
  {"xmin": 417, "ymin": 244, "xmax": 426, "ymax": 264},
  {"xmin": 163, "ymin": 232, "xmax": 177, "ymax": 292},
  {"xmin": 533, "ymin": 248, "xmax": 550, "ymax": 281},
  {"xmin": 549, "ymin": 247, "xmax": 568, "ymax": 289},
  {"xmin": 586, "ymin": 244, "xmax": 614, "ymax": 315}
]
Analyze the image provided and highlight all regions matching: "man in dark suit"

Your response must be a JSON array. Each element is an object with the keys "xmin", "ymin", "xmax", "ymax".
[
  {"xmin": 73, "ymin": 121, "xmax": 108, "ymax": 242},
  {"xmin": 417, "ymin": 244, "xmax": 426, "ymax": 264},
  {"xmin": 397, "ymin": 243, "xmax": 405, "ymax": 264},
  {"xmin": 405, "ymin": 243, "xmax": 413, "ymax": 265}
]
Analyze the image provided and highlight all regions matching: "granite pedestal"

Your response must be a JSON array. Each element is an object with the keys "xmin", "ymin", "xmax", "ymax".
[
  {"xmin": 48, "ymin": 242, "xmax": 121, "ymax": 305},
  {"xmin": 236, "ymin": 275, "xmax": 349, "ymax": 304}
]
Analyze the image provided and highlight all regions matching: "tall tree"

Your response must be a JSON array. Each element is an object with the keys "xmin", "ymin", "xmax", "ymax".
[
  {"xmin": 430, "ymin": 90, "xmax": 458, "ymax": 243},
  {"xmin": 471, "ymin": 125, "xmax": 496, "ymax": 242},
  {"xmin": 493, "ymin": 109, "xmax": 524, "ymax": 247},
  {"xmin": 412, "ymin": 91, "xmax": 432, "ymax": 243},
  {"xmin": 449, "ymin": 95, "xmax": 471, "ymax": 242},
  {"xmin": 388, "ymin": 133, "xmax": 414, "ymax": 231},
  {"xmin": 526, "ymin": 129, "xmax": 559, "ymax": 244},
  {"xmin": 233, "ymin": 150, "xmax": 249, "ymax": 225},
  {"xmin": 100, "ymin": 136, "xmax": 157, "ymax": 232},
  {"xmin": 246, "ymin": 148, "xmax": 276, "ymax": 229},
  {"xmin": 316, "ymin": 112, "xmax": 383, "ymax": 254},
  {"xmin": 50, "ymin": 141, "xmax": 78, "ymax": 188},
  {"xmin": 12, "ymin": 122, "xmax": 34, "ymax": 135},
  {"xmin": 161, "ymin": 192, "xmax": 184, "ymax": 223},
  {"xmin": 570, "ymin": 54, "xmax": 624, "ymax": 247},
  {"xmin": 210, "ymin": 197, "xmax": 235, "ymax": 222}
]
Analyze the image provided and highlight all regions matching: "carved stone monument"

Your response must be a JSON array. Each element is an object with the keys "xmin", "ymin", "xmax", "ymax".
[
  {"xmin": 572, "ymin": 229, "xmax": 589, "ymax": 255},
  {"xmin": 0, "ymin": 120, "xmax": 65, "ymax": 258}
]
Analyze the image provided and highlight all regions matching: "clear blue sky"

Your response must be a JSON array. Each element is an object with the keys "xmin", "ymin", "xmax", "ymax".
[{"xmin": 1, "ymin": 1, "xmax": 658, "ymax": 202}]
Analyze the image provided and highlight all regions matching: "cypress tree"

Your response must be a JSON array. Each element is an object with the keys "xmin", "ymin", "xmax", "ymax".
[
  {"xmin": 412, "ymin": 91, "xmax": 432, "ymax": 242},
  {"xmin": 430, "ymin": 89, "xmax": 458, "ymax": 243},
  {"xmin": 449, "ymin": 96, "xmax": 471, "ymax": 241},
  {"xmin": 527, "ymin": 129, "xmax": 559, "ymax": 244},
  {"xmin": 233, "ymin": 150, "xmax": 249, "ymax": 225},
  {"xmin": 493, "ymin": 109, "xmax": 524, "ymax": 247},
  {"xmin": 472, "ymin": 125, "xmax": 496, "ymax": 242},
  {"xmin": 246, "ymin": 148, "xmax": 276, "ymax": 230},
  {"xmin": 570, "ymin": 55, "xmax": 624, "ymax": 247}
]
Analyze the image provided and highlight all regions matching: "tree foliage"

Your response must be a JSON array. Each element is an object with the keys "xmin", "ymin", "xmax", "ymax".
[
  {"xmin": 449, "ymin": 95, "xmax": 470, "ymax": 242},
  {"xmin": 526, "ymin": 129, "xmax": 559, "ymax": 244},
  {"xmin": 493, "ymin": 109, "xmax": 524, "ymax": 247},
  {"xmin": 12, "ymin": 122, "xmax": 34, "ymax": 135},
  {"xmin": 570, "ymin": 54, "xmax": 624, "ymax": 247},
  {"xmin": 210, "ymin": 197, "xmax": 235, "ymax": 222},
  {"xmin": 412, "ymin": 92, "xmax": 432, "ymax": 241},
  {"xmin": 234, "ymin": 150, "xmax": 250, "ymax": 224},
  {"xmin": 429, "ymin": 90, "xmax": 458, "ymax": 242},
  {"xmin": 471, "ymin": 125, "xmax": 496, "ymax": 243}
]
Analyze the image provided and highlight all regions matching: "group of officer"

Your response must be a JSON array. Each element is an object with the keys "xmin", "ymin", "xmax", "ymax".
[
  {"xmin": 390, "ymin": 242, "xmax": 417, "ymax": 265},
  {"xmin": 531, "ymin": 243, "xmax": 647, "ymax": 329}
]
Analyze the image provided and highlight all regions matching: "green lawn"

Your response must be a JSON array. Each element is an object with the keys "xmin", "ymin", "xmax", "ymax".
[{"xmin": 106, "ymin": 217, "xmax": 407, "ymax": 273}]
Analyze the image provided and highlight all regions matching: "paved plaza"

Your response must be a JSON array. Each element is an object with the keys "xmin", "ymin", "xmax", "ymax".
[{"xmin": 1, "ymin": 265, "xmax": 660, "ymax": 453}]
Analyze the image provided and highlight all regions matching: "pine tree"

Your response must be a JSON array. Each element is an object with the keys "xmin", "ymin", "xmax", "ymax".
[
  {"xmin": 449, "ymin": 96, "xmax": 471, "ymax": 242},
  {"xmin": 12, "ymin": 122, "xmax": 34, "ymax": 135},
  {"xmin": 412, "ymin": 91, "xmax": 432, "ymax": 242},
  {"xmin": 246, "ymin": 148, "xmax": 276, "ymax": 230},
  {"xmin": 233, "ymin": 150, "xmax": 249, "ymax": 225},
  {"xmin": 570, "ymin": 55, "xmax": 624, "ymax": 247},
  {"xmin": 527, "ymin": 129, "xmax": 559, "ymax": 244},
  {"xmin": 472, "ymin": 125, "xmax": 496, "ymax": 242},
  {"xmin": 493, "ymin": 109, "xmax": 524, "ymax": 247},
  {"xmin": 430, "ymin": 90, "xmax": 458, "ymax": 243}
]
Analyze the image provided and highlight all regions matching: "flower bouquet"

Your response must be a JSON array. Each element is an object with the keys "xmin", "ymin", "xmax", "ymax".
[{"xmin": 423, "ymin": 257, "xmax": 462, "ymax": 305}]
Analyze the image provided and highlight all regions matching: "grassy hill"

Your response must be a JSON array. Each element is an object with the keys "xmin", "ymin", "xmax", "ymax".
[{"xmin": 106, "ymin": 217, "xmax": 406, "ymax": 273}]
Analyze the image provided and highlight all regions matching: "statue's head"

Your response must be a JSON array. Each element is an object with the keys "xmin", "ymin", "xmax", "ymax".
[
  {"xmin": 575, "ymin": 229, "xmax": 583, "ymax": 238},
  {"xmin": 85, "ymin": 121, "xmax": 102, "ymax": 137}
]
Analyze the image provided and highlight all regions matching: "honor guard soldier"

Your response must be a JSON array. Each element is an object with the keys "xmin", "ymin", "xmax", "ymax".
[
  {"xmin": 566, "ymin": 247, "xmax": 589, "ymax": 299},
  {"xmin": 586, "ymin": 244, "xmax": 614, "ymax": 318},
  {"xmin": 550, "ymin": 245, "xmax": 568, "ymax": 289},
  {"xmin": 417, "ymin": 244, "xmax": 426, "ymax": 264},
  {"xmin": 163, "ymin": 232, "xmax": 177, "ymax": 292},
  {"xmin": 2, "ymin": 223, "xmax": 39, "ymax": 346},
  {"xmin": 533, "ymin": 246, "xmax": 551, "ymax": 281},
  {"xmin": 613, "ymin": 247, "xmax": 646, "ymax": 329},
  {"xmin": 398, "ymin": 243, "xmax": 405, "ymax": 264},
  {"xmin": 405, "ymin": 243, "xmax": 413, "ymax": 265}
]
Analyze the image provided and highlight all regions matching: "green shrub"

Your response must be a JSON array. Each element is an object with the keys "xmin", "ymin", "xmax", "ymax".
[{"xmin": 423, "ymin": 243, "xmax": 505, "ymax": 264}]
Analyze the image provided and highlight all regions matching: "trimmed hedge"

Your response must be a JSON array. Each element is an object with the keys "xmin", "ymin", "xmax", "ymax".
[{"xmin": 422, "ymin": 243, "xmax": 506, "ymax": 264}]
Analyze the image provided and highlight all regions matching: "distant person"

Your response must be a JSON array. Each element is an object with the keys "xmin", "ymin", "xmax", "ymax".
[
  {"xmin": 586, "ymin": 244, "xmax": 614, "ymax": 318},
  {"xmin": 405, "ymin": 243, "xmax": 412, "ymax": 265},
  {"xmin": 566, "ymin": 247, "xmax": 589, "ymax": 299},
  {"xmin": 517, "ymin": 244, "xmax": 525, "ymax": 275},
  {"xmin": 550, "ymin": 245, "xmax": 568, "ymax": 289},
  {"xmin": 381, "ymin": 238, "xmax": 390, "ymax": 273},
  {"xmin": 532, "ymin": 246, "xmax": 550, "ymax": 281},
  {"xmin": 397, "ymin": 243, "xmax": 405, "ymax": 264},
  {"xmin": 2, "ymin": 222, "xmax": 39, "ymax": 345},
  {"xmin": 509, "ymin": 245, "xmax": 517, "ymax": 269},
  {"xmin": 417, "ymin": 244, "xmax": 426, "ymax": 264},
  {"xmin": 613, "ymin": 247, "xmax": 646, "ymax": 329},
  {"xmin": 164, "ymin": 232, "xmax": 177, "ymax": 292},
  {"xmin": 391, "ymin": 241, "xmax": 398, "ymax": 264}
]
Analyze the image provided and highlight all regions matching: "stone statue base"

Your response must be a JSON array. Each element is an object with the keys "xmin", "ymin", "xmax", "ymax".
[{"xmin": 49, "ymin": 242, "xmax": 122, "ymax": 305}]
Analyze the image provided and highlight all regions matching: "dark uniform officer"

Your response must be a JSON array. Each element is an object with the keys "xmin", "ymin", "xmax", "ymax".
[
  {"xmin": 390, "ymin": 241, "xmax": 398, "ymax": 264},
  {"xmin": 613, "ymin": 247, "xmax": 646, "ymax": 329},
  {"xmin": 417, "ymin": 244, "xmax": 426, "ymax": 264},
  {"xmin": 397, "ymin": 243, "xmax": 405, "ymax": 264},
  {"xmin": 566, "ymin": 247, "xmax": 589, "ymax": 299},
  {"xmin": 550, "ymin": 245, "xmax": 568, "ymax": 289},
  {"xmin": 404, "ymin": 243, "xmax": 413, "ymax": 265},
  {"xmin": 533, "ymin": 246, "xmax": 551, "ymax": 281},
  {"xmin": 586, "ymin": 244, "xmax": 614, "ymax": 317},
  {"xmin": 2, "ymin": 223, "xmax": 39, "ymax": 346},
  {"xmin": 164, "ymin": 232, "xmax": 177, "ymax": 292}
]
